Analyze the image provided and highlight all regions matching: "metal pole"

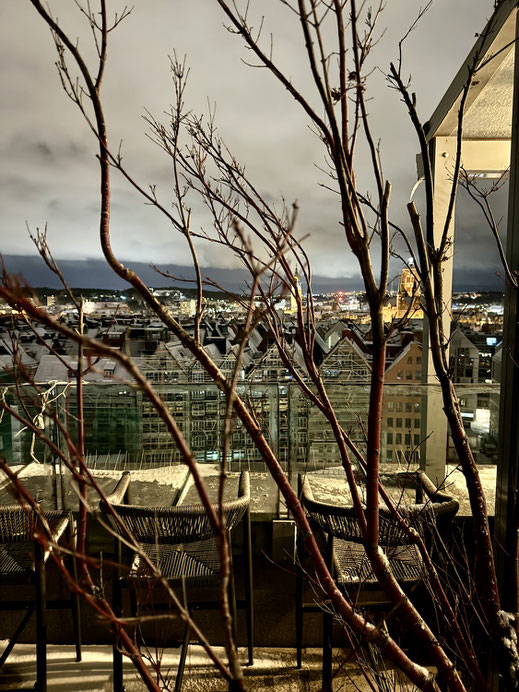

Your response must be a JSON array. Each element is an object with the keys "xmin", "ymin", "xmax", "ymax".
[{"xmin": 494, "ymin": 6, "xmax": 519, "ymax": 619}]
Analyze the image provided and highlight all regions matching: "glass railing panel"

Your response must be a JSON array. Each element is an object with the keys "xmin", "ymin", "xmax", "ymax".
[{"xmin": 0, "ymin": 381, "xmax": 500, "ymax": 475}]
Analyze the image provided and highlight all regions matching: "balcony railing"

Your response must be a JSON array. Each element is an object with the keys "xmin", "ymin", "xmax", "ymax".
[{"xmin": 0, "ymin": 381, "xmax": 500, "ymax": 475}]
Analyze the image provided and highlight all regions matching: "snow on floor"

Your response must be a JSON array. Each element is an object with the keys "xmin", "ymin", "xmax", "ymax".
[
  {"xmin": 445, "ymin": 463, "xmax": 496, "ymax": 516},
  {"xmin": 0, "ymin": 643, "xmax": 416, "ymax": 691}
]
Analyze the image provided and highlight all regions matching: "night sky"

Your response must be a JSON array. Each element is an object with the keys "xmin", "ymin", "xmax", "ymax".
[{"xmin": 0, "ymin": 1, "xmax": 508, "ymax": 290}]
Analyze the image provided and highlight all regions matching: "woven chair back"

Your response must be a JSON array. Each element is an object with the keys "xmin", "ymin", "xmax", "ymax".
[
  {"xmin": 0, "ymin": 505, "xmax": 36, "ymax": 543},
  {"xmin": 102, "ymin": 471, "xmax": 250, "ymax": 545},
  {"xmin": 300, "ymin": 472, "xmax": 458, "ymax": 547}
]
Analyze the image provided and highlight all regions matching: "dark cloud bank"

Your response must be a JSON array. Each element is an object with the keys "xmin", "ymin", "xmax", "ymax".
[{"xmin": 2, "ymin": 255, "xmax": 505, "ymax": 294}]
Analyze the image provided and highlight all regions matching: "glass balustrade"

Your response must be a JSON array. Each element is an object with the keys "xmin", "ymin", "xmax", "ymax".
[{"xmin": 0, "ymin": 381, "xmax": 500, "ymax": 474}]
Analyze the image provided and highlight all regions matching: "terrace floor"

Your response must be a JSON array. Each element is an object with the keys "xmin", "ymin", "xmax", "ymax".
[{"xmin": 0, "ymin": 643, "xmax": 420, "ymax": 691}]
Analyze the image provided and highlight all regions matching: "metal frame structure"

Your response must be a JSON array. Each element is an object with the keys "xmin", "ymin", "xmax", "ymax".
[{"xmin": 418, "ymin": 0, "xmax": 519, "ymax": 623}]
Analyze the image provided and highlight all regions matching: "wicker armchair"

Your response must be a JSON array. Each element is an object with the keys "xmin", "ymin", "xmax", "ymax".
[
  {"xmin": 296, "ymin": 471, "xmax": 459, "ymax": 690},
  {"xmin": 100, "ymin": 471, "xmax": 253, "ymax": 692},
  {"xmin": 0, "ymin": 504, "xmax": 81, "ymax": 691}
]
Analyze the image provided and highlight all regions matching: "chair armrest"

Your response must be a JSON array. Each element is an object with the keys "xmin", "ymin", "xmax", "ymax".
[
  {"xmin": 37, "ymin": 510, "xmax": 72, "ymax": 563},
  {"xmin": 396, "ymin": 471, "xmax": 459, "ymax": 520},
  {"xmin": 298, "ymin": 474, "xmax": 366, "ymax": 542},
  {"xmin": 238, "ymin": 471, "xmax": 250, "ymax": 502},
  {"xmin": 42, "ymin": 511, "xmax": 71, "ymax": 543},
  {"xmin": 105, "ymin": 472, "xmax": 131, "ymax": 505}
]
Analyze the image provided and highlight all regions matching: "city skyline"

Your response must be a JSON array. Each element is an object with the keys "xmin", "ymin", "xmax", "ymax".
[{"xmin": 0, "ymin": 1, "xmax": 506, "ymax": 287}]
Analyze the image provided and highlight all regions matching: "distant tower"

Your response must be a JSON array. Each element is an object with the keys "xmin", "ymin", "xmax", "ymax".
[
  {"xmin": 396, "ymin": 263, "xmax": 422, "ymax": 318},
  {"xmin": 288, "ymin": 273, "xmax": 302, "ymax": 315},
  {"xmin": 399, "ymin": 267, "xmax": 418, "ymax": 298}
]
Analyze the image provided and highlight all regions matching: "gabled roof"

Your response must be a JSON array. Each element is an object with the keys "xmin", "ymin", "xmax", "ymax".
[
  {"xmin": 248, "ymin": 343, "xmax": 307, "ymax": 381},
  {"xmin": 320, "ymin": 334, "xmax": 371, "ymax": 382},
  {"xmin": 323, "ymin": 333, "xmax": 369, "ymax": 361},
  {"xmin": 0, "ymin": 348, "xmax": 37, "ymax": 372},
  {"xmin": 163, "ymin": 341, "xmax": 194, "ymax": 368},
  {"xmin": 34, "ymin": 354, "xmax": 137, "ymax": 383},
  {"xmin": 220, "ymin": 343, "xmax": 254, "ymax": 371},
  {"xmin": 450, "ymin": 327, "xmax": 480, "ymax": 351},
  {"xmin": 0, "ymin": 336, "xmax": 37, "ymax": 370},
  {"xmin": 385, "ymin": 340, "xmax": 422, "ymax": 375},
  {"xmin": 191, "ymin": 343, "xmax": 222, "ymax": 366}
]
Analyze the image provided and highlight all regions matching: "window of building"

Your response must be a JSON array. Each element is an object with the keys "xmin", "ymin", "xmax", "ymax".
[
  {"xmin": 414, "ymin": 418, "xmax": 421, "ymax": 428},
  {"xmin": 414, "ymin": 434, "xmax": 421, "ymax": 446},
  {"xmin": 396, "ymin": 418, "xmax": 402, "ymax": 428},
  {"xmin": 397, "ymin": 370, "xmax": 403, "ymax": 380},
  {"xmin": 416, "ymin": 371, "xmax": 422, "ymax": 380},
  {"xmin": 396, "ymin": 402, "xmax": 403, "ymax": 412},
  {"xmin": 192, "ymin": 435, "xmax": 204, "ymax": 448},
  {"xmin": 416, "ymin": 356, "xmax": 421, "ymax": 364},
  {"xmin": 405, "ymin": 418, "xmax": 411, "ymax": 428},
  {"xmin": 387, "ymin": 433, "xmax": 393, "ymax": 445},
  {"xmin": 191, "ymin": 404, "xmax": 205, "ymax": 416},
  {"xmin": 387, "ymin": 450, "xmax": 393, "ymax": 461},
  {"xmin": 414, "ymin": 402, "xmax": 421, "ymax": 412},
  {"xmin": 395, "ymin": 433, "xmax": 402, "ymax": 445},
  {"xmin": 405, "ymin": 402, "xmax": 412, "ymax": 412},
  {"xmin": 387, "ymin": 417, "xmax": 393, "ymax": 427},
  {"xmin": 407, "ymin": 356, "xmax": 413, "ymax": 364},
  {"xmin": 405, "ymin": 433, "xmax": 411, "ymax": 445},
  {"xmin": 387, "ymin": 401, "xmax": 394, "ymax": 411},
  {"xmin": 406, "ymin": 370, "xmax": 412, "ymax": 380}
]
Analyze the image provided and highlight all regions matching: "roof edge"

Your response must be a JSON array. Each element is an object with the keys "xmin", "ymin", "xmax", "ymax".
[{"xmin": 425, "ymin": 1, "xmax": 518, "ymax": 141}]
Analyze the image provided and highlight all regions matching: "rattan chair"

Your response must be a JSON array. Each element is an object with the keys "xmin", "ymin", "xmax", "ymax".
[
  {"xmin": 296, "ymin": 471, "xmax": 459, "ymax": 690},
  {"xmin": 101, "ymin": 470, "xmax": 253, "ymax": 692},
  {"xmin": 0, "ymin": 504, "xmax": 81, "ymax": 692}
]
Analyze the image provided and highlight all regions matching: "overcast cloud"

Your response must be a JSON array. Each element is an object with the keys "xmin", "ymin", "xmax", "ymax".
[{"xmin": 0, "ymin": 1, "xmax": 507, "ymax": 288}]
